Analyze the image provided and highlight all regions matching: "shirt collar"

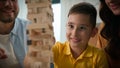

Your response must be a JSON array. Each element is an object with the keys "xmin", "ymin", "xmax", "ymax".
[
  {"xmin": 63, "ymin": 41, "xmax": 71, "ymax": 55},
  {"xmin": 11, "ymin": 18, "xmax": 19, "ymax": 36},
  {"xmin": 63, "ymin": 41, "xmax": 93, "ymax": 58},
  {"xmin": 79, "ymin": 45, "xmax": 93, "ymax": 59}
]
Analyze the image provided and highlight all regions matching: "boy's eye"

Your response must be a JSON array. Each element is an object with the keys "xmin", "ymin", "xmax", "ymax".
[
  {"xmin": 68, "ymin": 24, "xmax": 74, "ymax": 29},
  {"xmin": 78, "ymin": 26, "xmax": 87, "ymax": 30}
]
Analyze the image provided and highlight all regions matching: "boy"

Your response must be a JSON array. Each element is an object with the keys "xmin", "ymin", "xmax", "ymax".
[{"xmin": 52, "ymin": 2, "xmax": 108, "ymax": 68}]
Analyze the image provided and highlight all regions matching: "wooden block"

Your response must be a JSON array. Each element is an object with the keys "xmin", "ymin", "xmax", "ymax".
[{"xmin": 27, "ymin": 2, "xmax": 51, "ymax": 8}]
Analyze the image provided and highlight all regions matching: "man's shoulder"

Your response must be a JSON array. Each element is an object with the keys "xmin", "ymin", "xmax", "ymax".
[
  {"xmin": 15, "ymin": 18, "xmax": 31, "ymax": 25},
  {"xmin": 12, "ymin": 18, "xmax": 30, "ymax": 35}
]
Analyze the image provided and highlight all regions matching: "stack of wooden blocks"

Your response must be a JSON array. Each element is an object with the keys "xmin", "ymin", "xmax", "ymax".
[{"xmin": 26, "ymin": 0, "xmax": 55, "ymax": 68}]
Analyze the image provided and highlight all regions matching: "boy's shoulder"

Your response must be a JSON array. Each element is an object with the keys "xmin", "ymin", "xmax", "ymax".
[
  {"xmin": 88, "ymin": 45, "xmax": 106, "ymax": 56},
  {"xmin": 53, "ymin": 41, "xmax": 68, "ymax": 48},
  {"xmin": 52, "ymin": 41, "xmax": 69, "ymax": 53}
]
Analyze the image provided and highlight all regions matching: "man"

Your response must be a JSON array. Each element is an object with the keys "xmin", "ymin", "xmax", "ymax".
[{"xmin": 0, "ymin": 0, "xmax": 30, "ymax": 68}]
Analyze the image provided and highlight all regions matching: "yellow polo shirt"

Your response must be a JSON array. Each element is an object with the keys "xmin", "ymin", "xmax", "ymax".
[{"xmin": 52, "ymin": 41, "xmax": 108, "ymax": 68}]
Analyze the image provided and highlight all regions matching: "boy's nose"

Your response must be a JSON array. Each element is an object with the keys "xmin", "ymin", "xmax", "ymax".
[{"xmin": 72, "ymin": 29, "xmax": 78, "ymax": 37}]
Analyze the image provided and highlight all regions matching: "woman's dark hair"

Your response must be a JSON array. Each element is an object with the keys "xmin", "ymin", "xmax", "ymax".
[{"xmin": 99, "ymin": 0, "xmax": 120, "ymax": 60}]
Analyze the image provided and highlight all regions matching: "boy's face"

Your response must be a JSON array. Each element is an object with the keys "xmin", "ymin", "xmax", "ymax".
[{"xmin": 66, "ymin": 13, "xmax": 96, "ymax": 47}]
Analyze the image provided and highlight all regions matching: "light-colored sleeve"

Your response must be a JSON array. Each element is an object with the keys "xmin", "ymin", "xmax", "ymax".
[
  {"xmin": 52, "ymin": 42, "xmax": 59, "ymax": 61},
  {"xmin": 52, "ymin": 42, "xmax": 60, "ymax": 68}
]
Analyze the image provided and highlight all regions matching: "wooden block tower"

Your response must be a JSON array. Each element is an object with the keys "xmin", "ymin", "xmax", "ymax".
[{"xmin": 25, "ymin": 0, "xmax": 55, "ymax": 68}]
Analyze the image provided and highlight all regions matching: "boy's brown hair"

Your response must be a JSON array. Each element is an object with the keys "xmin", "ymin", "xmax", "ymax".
[{"xmin": 68, "ymin": 2, "xmax": 97, "ymax": 28}]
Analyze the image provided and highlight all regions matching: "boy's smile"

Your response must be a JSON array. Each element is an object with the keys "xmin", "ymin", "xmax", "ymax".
[{"xmin": 66, "ymin": 13, "xmax": 94, "ymax": 47}]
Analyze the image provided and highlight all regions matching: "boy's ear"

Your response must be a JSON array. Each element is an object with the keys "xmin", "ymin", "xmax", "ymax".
[{"xmin": 91, "ymin": 27, "xmax": 98, "ymax": 37}]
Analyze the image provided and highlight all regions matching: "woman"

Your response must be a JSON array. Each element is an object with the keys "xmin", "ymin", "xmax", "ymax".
[{"xmin": 99, "ymin": 0, "xmax": 120, "ymax": 67}]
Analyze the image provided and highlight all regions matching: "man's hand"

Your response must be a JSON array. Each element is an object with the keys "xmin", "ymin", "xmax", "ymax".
[{"xmin": 0, "ymin": 48, "xmax": 7, "ymax": 59}]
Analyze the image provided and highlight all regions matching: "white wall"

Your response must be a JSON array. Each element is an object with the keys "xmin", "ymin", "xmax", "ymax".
[
  {"xmin": 52, "ymin": 4, "xmax": 61, "ymax": 42},
  {"xmin": 18, "ymin": 0, "xmax": 28, "ymax": 20}
]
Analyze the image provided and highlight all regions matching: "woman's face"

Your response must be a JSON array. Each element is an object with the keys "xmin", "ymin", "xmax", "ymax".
[{"xmin": 105, "ymin": 0, "xmax": 120, "ymax": 15}]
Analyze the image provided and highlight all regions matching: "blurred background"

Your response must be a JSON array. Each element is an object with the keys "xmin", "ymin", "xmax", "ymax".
[{"xmin": 18, "ymin": 0, "xmax": 101, "ymax": 43}]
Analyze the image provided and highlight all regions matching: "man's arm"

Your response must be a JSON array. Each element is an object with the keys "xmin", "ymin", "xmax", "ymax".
[{"xmin": 0, "ymin": 48, "xmax": 7, "ymax": 59}]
